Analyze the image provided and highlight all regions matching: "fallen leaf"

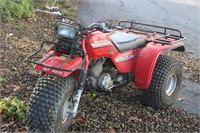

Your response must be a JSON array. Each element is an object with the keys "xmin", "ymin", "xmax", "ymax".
[
  {"xmin": 128, "ymin": 116, "xmax": 140, "ymax": 123},
  {"xmin": 12, "ymin": 66, "xmax": 17, "ymax": 71},
  {"xmin": 178, "ymin": 97, "xmax": 183, "ymax": 101},
  {"xmin": 187, "ymin": 51, "xmax": 194, "ymax": 54},
  {"xmin": 75, "ymin": 117, "xmax": 84, "ymax": 124},
  {"xmin": 9, "ymin": 33, "xmax": 14, "ymax": 37},
  {"xmin": 16, "ymin": 127, "xmax": 27, "ymax": 132},
  {"xmin": 108, "ymin": 127, "xmax": 116, "ymax": 133},
  {"xmin": 13, "ymin": 86, "xmax": 21, "ymax": 91}
]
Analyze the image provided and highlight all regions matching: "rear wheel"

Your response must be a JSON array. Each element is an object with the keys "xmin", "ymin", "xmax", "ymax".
[
  {"xmin": 141, "ymin": 55, "xmax": 183, "ymax": 109},
  {"xmin": 27, "ymin": 74, "xmax": 76, "ymax": 132}
]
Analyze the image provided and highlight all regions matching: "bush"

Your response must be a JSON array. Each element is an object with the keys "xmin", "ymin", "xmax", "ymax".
[
  {"xmin": 0, "ymin": 97, "xmax": 27, "ymax": 120},
  {"xmin": 0, "ymin": 0, "xmax": 35, "ymax": 20}
]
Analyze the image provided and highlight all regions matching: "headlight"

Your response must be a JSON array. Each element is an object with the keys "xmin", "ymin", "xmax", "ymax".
[{"xmin": 55, "ymin": 22, "xmax": 79, "ymax": 41}]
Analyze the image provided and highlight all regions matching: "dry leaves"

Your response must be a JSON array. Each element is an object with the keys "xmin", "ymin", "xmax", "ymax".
[
  {"xmin": 128, "ymin": 116, "xmax": 140, "ymax": 123},
  {"xmin": 164, "ymin": 52, "xmax": 200, "ymax": 83},
  {"xmin": 108, "ymin": 127, "xmax": 116, "ymax": 133}
]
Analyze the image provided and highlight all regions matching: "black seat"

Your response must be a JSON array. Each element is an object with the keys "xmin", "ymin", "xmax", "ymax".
[{"xmin": 109, "ymin": 32, "xmax": 146, "ymax": 52}]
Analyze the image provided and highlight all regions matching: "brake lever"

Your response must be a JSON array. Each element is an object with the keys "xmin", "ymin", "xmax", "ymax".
[{"xmin": 46, "ymin": 6, "xmax": 59, "ymax": 11}]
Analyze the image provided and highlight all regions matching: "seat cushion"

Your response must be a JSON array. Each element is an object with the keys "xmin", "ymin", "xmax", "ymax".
[{"xmin": 109, "ymin": 32, "xmax": 146, "ymax": 52}]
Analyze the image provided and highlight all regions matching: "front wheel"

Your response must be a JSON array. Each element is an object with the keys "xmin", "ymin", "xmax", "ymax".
[
  {"xmin": 27, "ymin": 74, "xmax": 76, "ymax": 132},
  {"xmin": 141, "ymin": 55, "xmax": 183, "ymax": 109}
]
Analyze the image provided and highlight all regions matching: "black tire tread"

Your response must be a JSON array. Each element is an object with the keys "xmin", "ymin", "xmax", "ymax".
[
  {"xmin": 141, "ymin": 55, "xmax": 182, "ymax": 109},
  {"xmin": 26, "ymin": 74, "xmax": 74, "ymax": 132}
]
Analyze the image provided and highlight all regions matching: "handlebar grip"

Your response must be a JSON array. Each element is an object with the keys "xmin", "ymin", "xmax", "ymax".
[
  {"xmin": 36, "ymin": 9, "xmax": 51, "ymax": 14},
  {"xmin": 88, "ymin": 22, "xmax": 112, "ymax": 33},
  {"xmin": 103, "ymin": 28, "xmax": 112, "ymax": 33}
]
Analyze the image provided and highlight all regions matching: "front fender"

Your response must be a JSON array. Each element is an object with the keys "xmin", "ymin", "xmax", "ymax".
[
  {"xmin": 134, "ymin": 42, "xmax": 184, "ymax": 89},
  {"xmin": 34, "ymin": 56, "xmax": 83, "ymax": 77}
]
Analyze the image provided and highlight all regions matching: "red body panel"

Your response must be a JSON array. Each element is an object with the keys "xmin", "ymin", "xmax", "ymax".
[
  {"xmin": 110, "ymin": 50, "xmax": 136, "ymax": 73},
  {"xmin": 86, "ymin": 31, "xmax": 136, "ymax": 73}
]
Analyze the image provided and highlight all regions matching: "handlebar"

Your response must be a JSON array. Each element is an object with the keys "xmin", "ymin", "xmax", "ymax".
[
  {"xmin": 88, "ymin": 22, "xmax": 112, "ymax": 33},
  {"xmin": 36, "ymin": 8, "xmax": 112, "ymax": 34}
]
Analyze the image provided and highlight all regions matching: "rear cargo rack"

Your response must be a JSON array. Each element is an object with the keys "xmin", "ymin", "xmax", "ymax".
[
  {"xmin": 117, "ymin": 20, "xmax": 186, "ymax": 45},
  {"xmin": 25, "ymin": 41, "xmax": 86, "ymax": 72}
]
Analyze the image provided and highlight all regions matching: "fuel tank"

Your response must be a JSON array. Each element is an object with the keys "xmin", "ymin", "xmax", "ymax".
[{"xmin": 86, "ymin": 31, "xmax": 118, "ymax": 58}]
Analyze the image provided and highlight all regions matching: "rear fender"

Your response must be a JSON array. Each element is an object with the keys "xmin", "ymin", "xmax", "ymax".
[{"xmin": 134, "ymin": 42, "xmax": 184, "ymax": 89}]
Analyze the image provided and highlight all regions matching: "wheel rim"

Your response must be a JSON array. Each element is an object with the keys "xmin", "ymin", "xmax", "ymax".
[
  {"xmin": 165, "ymin": 73, "xmax": 177, "ymax": 96},
  {"xmin": 61, "ymin": 97, "xmax": 72, "ymax": 124}
]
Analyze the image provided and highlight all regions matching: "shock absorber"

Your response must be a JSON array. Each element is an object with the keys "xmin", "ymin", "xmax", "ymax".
[{"xmin": 68, "ymin": 69, "xmax": 87, "ymax": 117}]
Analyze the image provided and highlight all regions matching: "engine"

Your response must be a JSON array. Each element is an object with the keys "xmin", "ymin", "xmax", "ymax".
[{"xmin": 87, "ymin": 58, "xmax": 131, "ymax": 92}]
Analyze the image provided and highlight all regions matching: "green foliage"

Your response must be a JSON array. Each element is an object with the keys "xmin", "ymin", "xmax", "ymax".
[
  {"xmin": 0, "ymin": 76, "xmax": 5, "ymax": 83},
  {"xmin": 0, "ymin": 0, "xmax": 35, "ymax": 20},
  {"xmin": 113, "ymin": 122, "xmax": 124, "ymax": 129},
  {"xmin": 0, "ymin": 97, "xmax": 27, "ymax": 120},
  {"xmin": 16, "ymin": 22, "xmax": 25, "ymax": 30},
  {"xmin": 143, "ymin": 106, "xmax": 154, "ymax": 112}
]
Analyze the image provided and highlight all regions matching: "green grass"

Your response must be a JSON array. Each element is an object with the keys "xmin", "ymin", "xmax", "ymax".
[
  {"xmin": 0, "ymin": 97, "xmax": 27, "ymax": 120},
  {"xmin": 0, "ymin": 76, "xmax": 5, "ymax": 83},
  {"xmin": 16, "ymin": 22, "xmax": 25, "ymax": 30}
]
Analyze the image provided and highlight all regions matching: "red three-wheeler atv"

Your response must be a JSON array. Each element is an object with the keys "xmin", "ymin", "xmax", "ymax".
[{"xmin": 26, "ymin": 8, "xmax": 185, "ymax": 132}]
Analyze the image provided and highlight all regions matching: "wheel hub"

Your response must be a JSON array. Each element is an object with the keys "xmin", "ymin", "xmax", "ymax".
[
  {"xmin": 165, "ymin": 73, "xmax": 177, "ymax": 96},
  {"xmin": 61, "ymin": 97, "xmax": 72, "ymax": 124}
]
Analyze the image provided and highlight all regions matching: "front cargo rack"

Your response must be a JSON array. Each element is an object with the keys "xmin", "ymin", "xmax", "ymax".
[
  {"xmin": 117, "ymin": 20, "xmax": 186, "ymax": 45},
  {"xmin": 25, "ymin": 41, "xmax": 86, "ymax": 72}
]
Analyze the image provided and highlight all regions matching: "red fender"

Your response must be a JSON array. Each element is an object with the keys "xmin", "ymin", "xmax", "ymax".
[
  {"xmin": 34, "ymin": 55, "xmax": 83, "ymax": 77},
  {"xmin": 134, "ymin": 42, "xmax": 184, "ymax": 89}
]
